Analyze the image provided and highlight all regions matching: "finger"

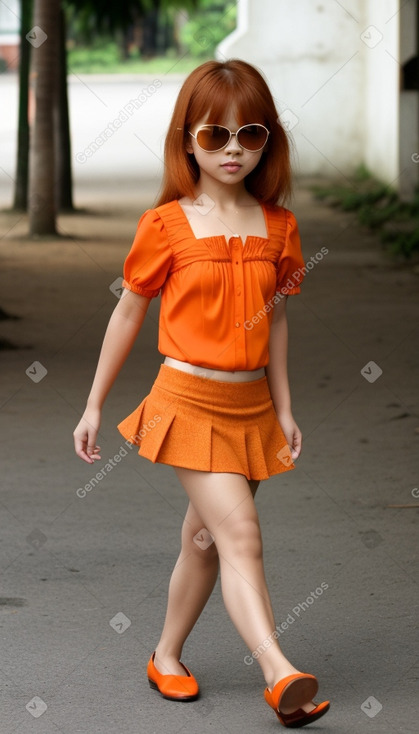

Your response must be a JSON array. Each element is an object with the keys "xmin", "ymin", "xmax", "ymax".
[
  {"xmin": 75, "ymin": 446, "xmax": 95, "ymax": 464},
  {"xmin": 76, "ymin": 447, "xmax": 101, "ymax": 463},
  {"xmin": 291, "ymin": 432, "xmax": 302, "ymax": 459},
  {"xmin": 86, "ymin": 446, "xmax": 101, "ymax": 461},
  {"xmin": 74, "ymin": 438, "xmax": 100, "ymax": 464}
]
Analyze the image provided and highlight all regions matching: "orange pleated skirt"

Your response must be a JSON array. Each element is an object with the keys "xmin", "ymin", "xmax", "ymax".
[{"xmin": 117, "ymin": 364, "xmax": 295, "ymax": 481}]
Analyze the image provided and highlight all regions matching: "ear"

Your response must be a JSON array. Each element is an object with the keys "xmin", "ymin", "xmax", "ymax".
[{"xmin": 186, "ymin": 140, "xmax": 194, "ymax": 154}]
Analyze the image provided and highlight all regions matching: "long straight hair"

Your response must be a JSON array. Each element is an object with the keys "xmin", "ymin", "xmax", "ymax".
[{"xmin": 155, "ymin": 60, "xmax": 292, "ymax": 207}]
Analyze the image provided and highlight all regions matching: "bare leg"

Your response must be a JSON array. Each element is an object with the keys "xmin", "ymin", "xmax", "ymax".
[
  {"xmin": 153, "ymin": 500, "xmax": 219, "ymax": 675},
  {"xmin": 173, "ymin": 468, "xmax": 316, "ymax": 714},
  {"xmin": 154, "ymin": 479, "xmax": 259, "ymax": 677}
]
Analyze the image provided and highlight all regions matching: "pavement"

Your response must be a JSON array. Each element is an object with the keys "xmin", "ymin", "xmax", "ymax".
[{"xmin": 0, "ymin": 177, "xmax": 418, "ymax": 734}]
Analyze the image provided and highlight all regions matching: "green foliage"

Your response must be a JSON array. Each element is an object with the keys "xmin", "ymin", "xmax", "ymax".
[
  {"xmin": 65, "ymin": 0, "xmax": 225, "ymax": 69},
  {"xmin": 312, "ymin": 167, "xmax": 419, "ymax": 259},
  {"xmin": 181, "ymin": 0, "xmax": 237, "ymax": 58},
  {"xmin": 65, "ymin": 0, "xmax": 201, "ymax": 41},
  {"xmin": 67, "ymin": 39, "xmax": 206, "ymax": 73},
  {"xmin": 65, "ymin": 0, "xmax": 152, "ymax": 36},
  {"xmin": 381, "ymin": 226, "xmax": 419, "ymax": 258},
  {"xmin": 67, "ymin": 38, "xmax": 122, "ymax": 72}
]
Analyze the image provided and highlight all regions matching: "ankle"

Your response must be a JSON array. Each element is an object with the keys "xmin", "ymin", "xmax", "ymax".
[
  {"xmin": 264, "ymin": 663, "xmax": 301, "ymax": 691},
  {"xmin": 154, "ymin": 644, "xmax": 182, "ymax": 663},
  {"xmin": 153, "ymin": 647, "xmax": 189, "ymax": 677}
]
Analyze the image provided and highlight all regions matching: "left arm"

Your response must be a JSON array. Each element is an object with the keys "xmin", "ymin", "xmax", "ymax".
[{"xmin": 265, "ymin": 296, "xmax": 302, "ymax": 460}]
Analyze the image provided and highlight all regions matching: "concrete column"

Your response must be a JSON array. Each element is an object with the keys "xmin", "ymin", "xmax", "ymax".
[
  {"xmin": 362, "ymin": 0, "xmax": 400, "ymax": 187},
  {"xmin": 399, "ymin": 0, "xmax": 419, "ymax": 200},
  {"xmin": 217, "ymin": 0, "xmax": 400, "ymax": 187}
]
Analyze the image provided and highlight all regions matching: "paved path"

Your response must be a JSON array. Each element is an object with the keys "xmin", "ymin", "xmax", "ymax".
[{"xmin": 0, "ymin": 177, "xmax": 418, "ymax": 734}]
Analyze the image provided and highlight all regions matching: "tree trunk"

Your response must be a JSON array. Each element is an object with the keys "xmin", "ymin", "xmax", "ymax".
[
  {"xmin": 55, "ymin": 6, "xmax": 73, "ymax": 211},
  {"xmin": 13, "ymin": 0, "xmax": 33, "ymax": 211},
  {"xmin": 28, "ymin": 0, "xmax": 59, "ymax": 235},
  {"xmin": 141, "ymin": 5, "xmax": 159, "ymax": 58}
]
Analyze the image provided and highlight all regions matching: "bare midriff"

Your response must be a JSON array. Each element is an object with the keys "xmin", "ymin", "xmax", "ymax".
[{"xmin": 163, "ymin": 356, "xmax": 265, "ymax": 382}]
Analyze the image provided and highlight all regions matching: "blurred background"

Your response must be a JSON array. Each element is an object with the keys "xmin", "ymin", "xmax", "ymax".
[
  {"xmin": 0, "ymin": 7, "xmax": 418, "ymax": 732},
  {"xmin": 0, "ymin": 0, "xmax": 237, "ymax": 219},
  {"xmin": 1, "ymin": 0, "xmax": 418, "ymax": 258}
]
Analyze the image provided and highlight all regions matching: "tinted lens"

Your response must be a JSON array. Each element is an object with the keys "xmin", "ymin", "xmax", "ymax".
[
  {"xmin": 195, "ymin": 125, "xmax": 230, "ymax": 151},
  {"xmin": 237, "ymin": 124, "xmax": 268, "ymax": 151}
]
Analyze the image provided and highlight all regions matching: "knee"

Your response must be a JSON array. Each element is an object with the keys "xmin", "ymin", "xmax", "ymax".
[
  {"xmin": 219, "ymin": 518, "xmax": 263, "ymax": 560},
  {"xmin": 182, "ymin": 526, "xmax": 219, "ymax": 564}
]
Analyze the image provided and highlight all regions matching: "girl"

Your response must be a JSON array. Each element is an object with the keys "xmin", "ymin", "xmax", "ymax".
[{"xmin": 73, "ymin": 59, "xmax": 330, "ymax": 728}]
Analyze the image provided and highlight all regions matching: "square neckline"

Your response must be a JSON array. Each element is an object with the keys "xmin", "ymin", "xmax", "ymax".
[{"xmin": 175, "ymin": 199, "xmax": 270, "ymax": 246}]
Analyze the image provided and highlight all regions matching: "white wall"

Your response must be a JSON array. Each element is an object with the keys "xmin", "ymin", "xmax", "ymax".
[
  {"xmin": 217, "ymin": 0, "xmax": 400, "ymax": 184},
  {"xmin": 0, "ymin": 0, "xmax": 19, "ymax": 36},
  {"xmin": 398, "ymin": 0, "xmax": 419, "ymax": 199},
  {"xmin": 362, "ymin": 0, "xmax": 399, "ymax": 184}
]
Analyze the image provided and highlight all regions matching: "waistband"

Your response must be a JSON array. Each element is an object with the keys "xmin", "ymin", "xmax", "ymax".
[{"xmin": 163, "ymin": 356, "xmax": 265, "ymax": 383}]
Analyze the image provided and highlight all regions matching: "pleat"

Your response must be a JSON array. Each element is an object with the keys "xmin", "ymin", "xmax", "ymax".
[
  {"xmin": 210, "ymin": 422, "xmax": 250, "ymax": 478},
  {"xmin": 117, "ymin": 364, "xmax": 296, "ymax": 481},
  {"xmin": 117, "ymin": 398, "xmax": 148, "ymax": 445},
  {"xmin": 153, "ymin": 410, "xmax": 212, "ymax": 469},
  {"xmin": 246, "ymin": 425, "xmax": 271, "ymax": 480}
]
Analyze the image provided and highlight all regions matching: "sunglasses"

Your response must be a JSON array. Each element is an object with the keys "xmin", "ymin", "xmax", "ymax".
[{"xmin": 189, "ymin": 123, "xmax": 270, "ymax": 152}]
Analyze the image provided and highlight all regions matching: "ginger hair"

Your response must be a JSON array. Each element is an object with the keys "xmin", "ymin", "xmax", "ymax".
[{"xmin": 155, "ymin": 59, "xmax": 292, "ymax": 207}]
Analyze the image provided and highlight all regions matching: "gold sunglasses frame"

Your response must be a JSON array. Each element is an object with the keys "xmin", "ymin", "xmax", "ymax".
[{"xmin": 188, "ymin": 124, "xmax": 270, "ymax": 153}]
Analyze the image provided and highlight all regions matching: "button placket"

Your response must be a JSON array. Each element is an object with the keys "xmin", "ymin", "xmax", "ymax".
[{"xmin": 230, "ymin": 237, "xmax": 246, "ymax": 367}]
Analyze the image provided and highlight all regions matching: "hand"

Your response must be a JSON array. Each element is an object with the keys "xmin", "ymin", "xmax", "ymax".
[
  {"xmin": 73, "ymin": 407, "xmax": 102, "ymax": 464},
  {"xmin": 277, "ymin": 411, "xmax": 302, "ymax": 460}
]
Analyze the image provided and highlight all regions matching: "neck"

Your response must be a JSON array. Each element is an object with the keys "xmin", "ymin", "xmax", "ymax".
[{"xmin": 194, "ymin": 174, "xmax": 252, "ymax": 209}]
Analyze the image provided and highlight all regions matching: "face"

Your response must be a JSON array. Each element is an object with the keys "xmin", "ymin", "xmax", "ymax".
[{"xmin": 186, "ymin": 112, "xmax": 268, "ymax": 188}]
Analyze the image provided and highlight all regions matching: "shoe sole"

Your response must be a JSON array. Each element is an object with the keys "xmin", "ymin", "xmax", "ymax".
[
  {"xmin": 279, "ymin": 701, "xmax": 331, "ymax": 728},
  {"xmin": 148, "ymin": 678, "xmax": 199, "ymax": 702}
]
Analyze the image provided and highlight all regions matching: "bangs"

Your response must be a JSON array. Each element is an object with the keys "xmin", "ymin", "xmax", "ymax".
[{"xmin": 186, "ymin": 72, "xmax": 270, "ymax": 128}]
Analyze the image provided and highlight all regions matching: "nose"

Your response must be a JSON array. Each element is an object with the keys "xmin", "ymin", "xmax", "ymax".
[{"xmin": 224, "ymin": 132, "xmax": 242, "ymax": 154}]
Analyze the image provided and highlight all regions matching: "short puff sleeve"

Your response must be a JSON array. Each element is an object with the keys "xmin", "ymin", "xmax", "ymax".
[
  {"xmin": 276, "ymin": 210, "xmax": 305, "ymax": 295},
  {"xmin": 122, "ymin": 209, "xmax": 172, "ymax": 298}
]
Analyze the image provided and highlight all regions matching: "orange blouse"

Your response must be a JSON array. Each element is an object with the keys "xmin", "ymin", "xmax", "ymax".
[{"xmin": 122, "ymin": 199, "xmax": 305, "ymax": 371}]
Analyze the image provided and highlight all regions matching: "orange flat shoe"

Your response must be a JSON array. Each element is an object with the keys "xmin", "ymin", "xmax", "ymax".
[
  {"xmin": 264, "ymin": 673, "xmax": 318, "ymax": 719},
  {"xmin": 277, "ymin": 700, "xmax": 330, "ymax": 728},
  {"xmin": 147, "ymin": 652, "xmax": 199, "ymax": 702}
]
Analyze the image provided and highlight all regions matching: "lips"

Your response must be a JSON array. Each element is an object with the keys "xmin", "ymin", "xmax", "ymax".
[{"xmin": 222, "ymin": 162, "xmax": 242, "ymax": 172}]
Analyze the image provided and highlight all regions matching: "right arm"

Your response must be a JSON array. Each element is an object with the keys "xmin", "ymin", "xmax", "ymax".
[{"xmin": 73, "ymin": 289, "xmax": 151, "ymax": 464}]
